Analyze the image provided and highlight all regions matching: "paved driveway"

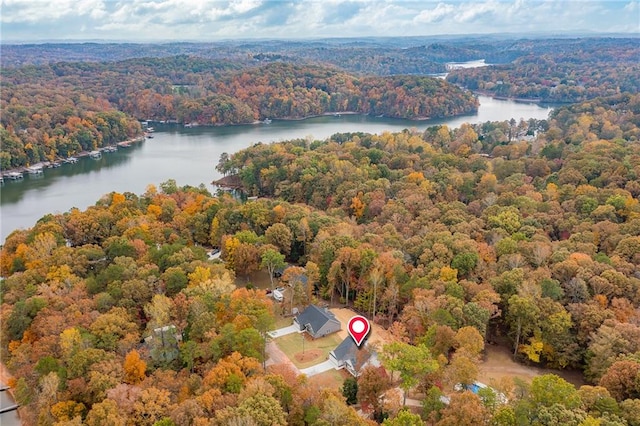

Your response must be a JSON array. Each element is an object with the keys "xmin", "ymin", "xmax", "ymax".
[
  {"xmin": 300, "ymin": 359, "xmax": 335, "ymax": 377},
  {"xmin": 268, "ymin": 324, "xmax": 299, "ymax": 338}
]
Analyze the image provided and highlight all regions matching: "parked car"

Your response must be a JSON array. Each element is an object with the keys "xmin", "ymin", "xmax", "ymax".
[
  {"xmin": 273, "ymin": 287, "xmax": 285, "ymax": 302},
  {"xmin": 207, "ymin": 249, "xmax": 221, "ymax": 260}
]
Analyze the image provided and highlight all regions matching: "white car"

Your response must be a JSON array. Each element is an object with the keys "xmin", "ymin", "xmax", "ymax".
[{"xmin": 272, "ymin": 287, "xmax": 285, "ymax": 302}]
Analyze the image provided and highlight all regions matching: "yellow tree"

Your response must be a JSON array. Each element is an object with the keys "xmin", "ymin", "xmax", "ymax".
[
  {"xmin": 123, "ymin": 349, "xmax": 146, "ymax": 385},
  {"xmin": 351, "ymin": 192, "xmax": 366, "ymax": 220}
]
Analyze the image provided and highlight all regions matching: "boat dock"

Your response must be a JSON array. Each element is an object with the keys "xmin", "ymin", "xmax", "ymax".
[
  {"xmin": 117, "ymin": 136, "xmax": 145, "ymax": 148},
  {"xmin": 27, "ymin": 165, "xmax": 44, "ymax": 175},
  {"xmin": 6, "ymin": 172, "xmax": 23, "ymax": 180},
  {"xmin": 0, "ymin": 135, "xmax": 145, "ymax": 182}
]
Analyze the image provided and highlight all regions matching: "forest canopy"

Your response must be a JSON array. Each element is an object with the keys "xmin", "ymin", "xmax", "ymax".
[
  {"xmin": 2, "ymin": 93, "xmax": 640, "ymax": 425},
  {"xmin": 1, "ymin": 58, "xmax": 477, "ymax": 168}
]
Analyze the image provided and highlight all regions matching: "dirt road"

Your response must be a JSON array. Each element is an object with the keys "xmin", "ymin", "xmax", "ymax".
[{"xmin": 265, "ymin": 341, "xmax": 301, "ymax": 375}]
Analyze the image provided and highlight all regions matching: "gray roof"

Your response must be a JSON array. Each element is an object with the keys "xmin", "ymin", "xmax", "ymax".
[
  {"xmin": 296, "ymin": 304, "xmax": 338, "ymax": 334},
  {"xmin": 332, "ymin": 336, "xmax": 371, "ymax": 366}
]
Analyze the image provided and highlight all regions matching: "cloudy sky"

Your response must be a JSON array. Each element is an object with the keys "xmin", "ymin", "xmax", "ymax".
[{"xmin": 1, "ymin": 0, "xmax": 638, "ymax": 42}]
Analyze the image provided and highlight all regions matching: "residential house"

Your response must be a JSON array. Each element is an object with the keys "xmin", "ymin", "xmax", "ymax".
[
  {"xmin": 294, "ymin": 304, "xmax": 341, "ymax": 338},
  {"xmin": 329, "ymin": 336, "xmax": 379, "ymax": 377}
]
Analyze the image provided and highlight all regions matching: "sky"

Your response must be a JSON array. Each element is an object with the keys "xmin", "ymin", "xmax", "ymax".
[{"xmin": 1, "ymin": 0, "xmax": 638, "ymax": 42}]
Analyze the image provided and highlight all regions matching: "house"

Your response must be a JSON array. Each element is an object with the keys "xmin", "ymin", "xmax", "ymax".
[
  {"xmin": 293, "ymin": 304, "xmax": 341, "ymax": 338},
  {"xmin": 144, "ymin": 325, "xmax": 182, "ymax": 344},
  {"xmin": 329, "ymin": 336, "xmax": 379, "ymax": 377},
  {"xmin": 144, "ymin": 325, "xmax": 182, "ymax": 365}
]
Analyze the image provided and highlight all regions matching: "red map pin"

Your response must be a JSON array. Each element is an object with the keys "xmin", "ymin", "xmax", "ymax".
[{"xmin": 347, "ymin": 315, "xmax": 370, "ymax": 347}]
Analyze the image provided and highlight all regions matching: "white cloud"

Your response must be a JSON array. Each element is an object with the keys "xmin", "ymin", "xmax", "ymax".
[
  {"xmin": 1, "ymin": 0, "xmax": 107, "ymax": 23},
  {"xmin": 453, "ymin": 1, "xmax": 500, "ymax": 23},
  {"xmin": 414, "ymin": 3, "xmax": 456, "ymax": 23},
  {"xmin": 1, "ymin": 0, "xmax": 637, "ymax": 41}
]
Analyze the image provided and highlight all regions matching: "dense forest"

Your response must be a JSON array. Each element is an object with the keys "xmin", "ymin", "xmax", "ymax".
[
  {"xmin": 447, "ymin": 39, "xmax": 640, "ymax": 102},
  {"xmin": 2, "ymin": 93, "xmax": 640, "ymax": 425},
  {"xmin": 0, "ymin": 58, "xmax": 477, "ymax": 169},
  {"xmin": 3, "ymin": 36, "xmax": 637, "ymax": 169},
  {"xmin": 3, "ymin": 37, "xmax": 636, "ymax": 75}
]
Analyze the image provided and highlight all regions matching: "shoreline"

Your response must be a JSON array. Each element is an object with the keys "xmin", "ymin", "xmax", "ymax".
[
  {"xmin": 175, "ymin": 108, "xmax": 484, "ymax": 127},
  {"xmin": 0, "ymin": 135, "xmax": 145, "ymax": 179},
  {"xmin": 471, "ymin": 90, "xmax": 572, "ymax": 105}
]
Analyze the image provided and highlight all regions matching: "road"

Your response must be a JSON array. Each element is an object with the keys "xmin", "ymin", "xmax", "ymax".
[{"xmin": 0, "ymin": 364, "xmax": 21, "ymax": 426}]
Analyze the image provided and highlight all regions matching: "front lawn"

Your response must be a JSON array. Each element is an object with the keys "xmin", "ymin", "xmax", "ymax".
[{"xmin": 275, "ymin": 332, "xmax": 343, "ymax": 369}]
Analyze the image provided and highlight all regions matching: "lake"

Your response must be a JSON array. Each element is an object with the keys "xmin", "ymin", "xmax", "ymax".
[{"xmin": 0, "ymin": 96, "xmax": 554, "ymax": 242}]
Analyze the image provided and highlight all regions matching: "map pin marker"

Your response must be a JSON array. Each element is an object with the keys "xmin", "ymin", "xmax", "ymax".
[{"xmin": 347, "ymin": 315, "xmax": 370, "ymax": 347}]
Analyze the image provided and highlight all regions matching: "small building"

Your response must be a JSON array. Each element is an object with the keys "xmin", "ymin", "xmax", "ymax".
[
  {"xmin": 294, "ymin": 304, "xmax": 341, "ymax": 339},
  {"xmin": 144, "ymin": 325, "xmax": 182, "ymax": 344},
  {"xmin": 144, "ymin": 325, "xmax": 182, "ymax": 365},
  {"xmin": 329, "ymin": 336, "xmax": 378, "ymax": 377}
]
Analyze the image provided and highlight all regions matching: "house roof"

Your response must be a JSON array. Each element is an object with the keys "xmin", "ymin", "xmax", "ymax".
[
  {"xmin": 332, "ymin": 336, "xmax": 372, "ymax": 366},
  {"xmin": 296, "ymin": 304, "xmax": 339, "ymax": 335},
  {"xmin": 278, "ymin": 266, "xmax": 308, "ymax": 284}
]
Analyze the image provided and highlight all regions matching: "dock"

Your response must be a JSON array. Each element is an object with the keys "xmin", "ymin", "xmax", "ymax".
[
  {"xmin": 6, "ymin": 172, "xmax": 23, "ymax": 180},
  {"xmin": 27, "ymin": 165, "xmax": 44, "ymax": 175},
  {"xmin": 117, "ymin": 136, "xmax": 145, "ymax": 148},
  {"xmin": 89, "ymin": 150, "xmax": 102, "ymax": 159},
  {"xmin": 212, "ymin": 174, "xmax": 244, "ymax": 190}
]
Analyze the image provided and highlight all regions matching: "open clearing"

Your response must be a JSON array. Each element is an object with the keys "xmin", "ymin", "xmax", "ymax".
[
  {"xmin": 479, "ymin": 344, "xmax": 586, "ymax": 389},
  {"xmin": 275, "ymin": 332, "xmax": 342, "ymax": 369}
]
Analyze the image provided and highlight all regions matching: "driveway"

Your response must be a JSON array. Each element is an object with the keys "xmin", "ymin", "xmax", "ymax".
[
  {"xmin": 299, "ymin": 359, "xmax": 335, "ymax": 377},
  {"xmin": 268, "ymin": 324, "xmax": 299, "ymax": 338},
  {"xmin": 265, "ymin": 341, "xmax": 301, "ymax": 374}
]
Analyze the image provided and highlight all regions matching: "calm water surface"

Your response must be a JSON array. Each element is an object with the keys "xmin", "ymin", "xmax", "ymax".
[{"xmin": 0, "ymin": 96, "xmax": 553, "ymax": 242}]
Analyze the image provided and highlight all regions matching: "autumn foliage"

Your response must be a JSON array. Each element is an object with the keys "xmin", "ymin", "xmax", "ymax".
[{"xmin": 1, "ymin": 74, "xmax": 640, "ymax": 424}]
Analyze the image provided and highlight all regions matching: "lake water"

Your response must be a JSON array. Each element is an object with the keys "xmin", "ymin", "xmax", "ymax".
[{"xmin": 0, "ymin": 96, "xmax": 554, "ymax": 242}]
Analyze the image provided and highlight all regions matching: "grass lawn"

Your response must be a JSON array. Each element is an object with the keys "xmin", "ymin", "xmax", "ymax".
[
  {"xmin": 275, "ymin": 332, "xmax": 343, "ymax": 369},
  {"xmin": 273, "ymin": 315, "xmax": 294, "ymax": 329}
]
